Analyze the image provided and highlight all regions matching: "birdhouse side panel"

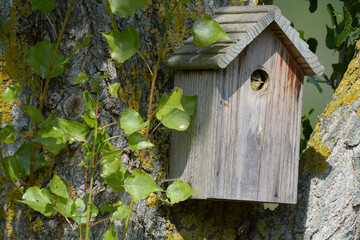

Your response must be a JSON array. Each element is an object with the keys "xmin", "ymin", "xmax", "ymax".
[{"xmin": 169, "ymin": 70, "xmax": 218, "ymax": 199}]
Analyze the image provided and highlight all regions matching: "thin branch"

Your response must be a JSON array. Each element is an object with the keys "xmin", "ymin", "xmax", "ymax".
[{"xmin": 44, "ymin": 13, "xmax": 58, "ymax": 38}]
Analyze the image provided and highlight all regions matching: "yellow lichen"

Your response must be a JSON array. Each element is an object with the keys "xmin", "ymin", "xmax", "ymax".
[
  {"xmin": 302, "ymin": 124, "xmax": 330, "ymax": 174},
  {"xmin": 323, "ymin": 41, "xmax": 360, "ymax": 118},
  {"xmin": 146, "ymin": 192, "xmax": 159, "ymax": 207},
  {"xmin": 0, "ymin": 0, "xmax": 34, "ymax": 124},
  {"xmin": 32, "ymin": 217, "xmax": 43, "ymax": 234},
  {"xmin": 5, "ymin": 189, "xmax": 21, "ymax": 238},
  {"xmin": 118, "ymin": 79, "xmax": 142, "ymax": 111},
  {"xmin": 67, "ymin": 180, "xmax": 78, "ymax": 199},
  {"xmin": 301, "ymin": 42, "xmax": 360, "ymax": 174},
  {"xmin": 21, "ymin": 129, "xmax": 33, "ymax": 139}
]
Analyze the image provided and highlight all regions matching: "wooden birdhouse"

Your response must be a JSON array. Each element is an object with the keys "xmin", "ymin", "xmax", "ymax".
[{"xmin": 166, "ymin": 6, "xmax": 324, "ymax": 204}]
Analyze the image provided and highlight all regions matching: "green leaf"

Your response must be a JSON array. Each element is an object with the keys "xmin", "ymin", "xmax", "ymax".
[
  {"xmin": 102, "ymin": 26, "xmax": 140, "ymax": 64},
  {"xmin": 63, "ymin": 35, "xmax": 92, "ymax": 63},
  {"xmin": 301, "ymin": 108, "xmax": 314, "ymax": 122},
  {"xmin": 166, "ymin": 180, "xmax": 198, "ymax": 204},
  {"xmin": 108, "ymin": 82, "xmax": 120, "ymax": 98},
  {"xmin": 80, "ymin": 115, "xmax": 96, "ymax": 128},
  {"xmin": 71, "ymin": 199, "xmax": 87, "ymax": 224},
  {"xmin": 74, "ymin": 72, "xmax": 89, "ymax": 85},
  {"xmin": 14, "ymin": 141, "xmax": 50, "ymax": 175},
  {"xmin": 26, "ymin": 41, "xmax": 66, "ymax": 78},
  {"xmin": 161, "ymin": 110, "xmax": 190, "ymax": 131},
  {"xmin": 108, "ymin": 0, "xmax": 147, "ymax": 17},
  {"xmin": 22, "ymin": 106, "xmax": 45, "ymax": 123},
  {"xmin": 2, "ymin": 84, "xmax": 23, "ymax": 102},
  {"xmin": 19, "ymin": 186, "xmax": 53, "ymax": 216},
  {"xmin": 101, "ymin": 157, "xmax": 127, "ymax": 177},
  {"xmin": 101, "ymin": 149, "xmax": 124, "ymax": 163},
  {"xmin": 103, "ymin": 226, "xmax": 118, "ymax": 240},
  {"xmin": 156, "ymin": 88, "xmax": 184, "ymax": 120},
  {"xmin": 83, "ymin": 90, "xmax": 96, "ymax": 119},
  {"xmin": 124, "ymin": 169, "xmax": 163, "ymax": 201},
  {"xmin": 306, "ymin": 37, "xmax": 318, "ymax": 54},
  {"xmin": 34, "ymin": 117, "xmax": 88, "ymax": 155},
  {"xmin": 128, "ymin": 133, "xmax": 154, "ymax": 151},
  {"xmin": 325, "ymin": 25, "xmax": 336, "ymax": 49},
  {"xmin": 31, "ymin": 0, "xmax": 56, "ymax": 13},
  {"xmin": 191, "ymin": 13, "xmax": 230, "ymax": 47},
  {"xmin": 51, "ymin": 195, "xmax": 73, "ymax": 218},
  {"xmin": 307, "ymin": 76, "xmax": 322, "ymax": 93},
  {"xmin": 335, "ymin": 8, "xmax": 353, "ymax": 47},
  {"xmin": 327, "ymin": 4, "xmax": 337, "ymax": 27},
  {"xmin": 101, "ymin": 158, "xmax": 129, "ymax": 192},
  {"xmin": 119, "ymin": 108, "xmax": 148, "ymax": 134},
  {"xmin": 49, "ymin": 175, "xmax": 68, "ymax": 198},
  {"xmin": 0, "ymin": 156, "xmax": 26, "ymax": 180},
  {"xmin": 110, "ymin": 205, "xmax": 131, "ymax": 222},
  {"xmin": 0, "ymin": 124, "xmax": 16, "ymax": 144},
  {"xmin": 308, "ymin": 0, "xmax": 317, "ymax": 13},
  {"xmin": 100, "ymin": 201, "xmax": 123, "ymax": 213},
  {"xmin": 160, "ymin": 95, "xmax": 197, "ymax": 131},
  {"xmin": 71, "ymin": 193, "xmax": 98, "ymax": 224}
]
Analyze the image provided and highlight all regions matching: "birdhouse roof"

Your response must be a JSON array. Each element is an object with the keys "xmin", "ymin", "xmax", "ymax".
[{"xmin": 166, "ymin": 5, "xmax": 324, "ymax": 76}]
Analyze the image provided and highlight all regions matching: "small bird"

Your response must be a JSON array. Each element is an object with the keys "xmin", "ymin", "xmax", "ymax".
[{"xmin": 250, "ymin": 70, "xmax": 264, "ymax": 90}]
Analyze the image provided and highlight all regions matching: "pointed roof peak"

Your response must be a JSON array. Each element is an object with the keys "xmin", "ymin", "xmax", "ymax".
[{"xmin": 166, "ymin": 5, "xmax": 324, "ymax": 76}]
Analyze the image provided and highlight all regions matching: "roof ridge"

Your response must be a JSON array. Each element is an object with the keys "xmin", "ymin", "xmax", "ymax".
[{"xmin": 166, "ymin": 5, "xmax": 324, "ymax": 76}]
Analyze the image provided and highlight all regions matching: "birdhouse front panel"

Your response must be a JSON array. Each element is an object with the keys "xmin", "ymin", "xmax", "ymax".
[{"xmin": 167, "ymin": 5, "xmax": 324, "ymax": 204}]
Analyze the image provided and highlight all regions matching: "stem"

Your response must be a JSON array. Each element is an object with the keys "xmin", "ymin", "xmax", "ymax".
[
  {"xmin": 65, "ymin": 217, "xmax": 75, "ymax": 230},
  {"xmin": 104, "ymin": 135, "xmax": 128, "ymax": 142},
  {"xmin": 79, "ymin": 224, "xmax": 83, "ymax": 240},
  {"xmin": 45, "ymin": 13, "xmax": 58, "ymax": 38},
  {"xmin": 84, "ymin": 164, "xmax": 88, "ymax": 193},
  {"xmin": 39, "ymin": 0, "xmax": 74, "ymax": 113},
  {"xmin": 120, "ymin": 199, "xmax": 134, "ymax": 240},
  {"xmin": 137, "ymin": 51, "xmax": 153, "ymax": 76},
  {"xmin": 89, "ymin": 217, "xmax": 111, "ymax": 227},
  {"xmin": 30, "ymin": 0, "xmax": 75, "ymax": 185},
  {"xmin": 85, "ymin": 83, "xmax": 100, "ymax": 239},
  {"xmin": 121, "ymin": 5, "xmax": 177, "ymax": 240},
  {"xmin": 99, "ymin": 121, "xmax": 118, "ymax": 130},
  {"xmin": 139, "ymin": 7, "xmax": 173, "ymax": 170},
  {"xmin": 85, "ymin": 161, "xmax": 96, "ymax": 238}
]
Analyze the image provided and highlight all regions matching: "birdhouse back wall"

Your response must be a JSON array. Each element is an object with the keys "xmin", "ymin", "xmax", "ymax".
[{"xmin": 169, "ymin": 28, "xmax": 304, "ymax": 204}]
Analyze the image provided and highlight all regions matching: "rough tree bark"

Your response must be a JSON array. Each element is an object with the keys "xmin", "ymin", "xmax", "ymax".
[{"xmin": 0, "ymin": 0, "xmax": 359, "ymax": 239}]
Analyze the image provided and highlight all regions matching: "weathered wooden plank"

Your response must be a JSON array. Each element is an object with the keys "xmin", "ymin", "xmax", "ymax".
[
  {"xmin": 169, "ymin": 71, "xmax": 218, "ymax": 199},
  {"xmin": 166, "ymin": 54, "xmax": 224, "ymax": 70},
  {"xmin": 214, "ymin": 5, "xmax": 276, "ymax": 15},
  {"xmin": 219, "ymin": 23, "xmax": 254, "ymax": 33},
  {"xmin": 183, "ymin": 33, "xmax": 246, "ymax": 45},
  {"xmin": 173, "ymin": 45, "xmax": 231, "ymax": 55},
  {"xmin": 214, "ymin": 12, "xmax": 264, "ymax": 24}
]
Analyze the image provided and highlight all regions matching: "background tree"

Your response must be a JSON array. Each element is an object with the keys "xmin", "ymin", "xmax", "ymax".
[{"xmin": 0, "ymin": 0, "xmax": 359, "ymax": 240}]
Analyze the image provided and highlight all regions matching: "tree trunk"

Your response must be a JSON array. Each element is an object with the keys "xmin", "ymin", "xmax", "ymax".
[{"xmin": 0, "ymin": 0, "xmax": 359, "ymax": 239}]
